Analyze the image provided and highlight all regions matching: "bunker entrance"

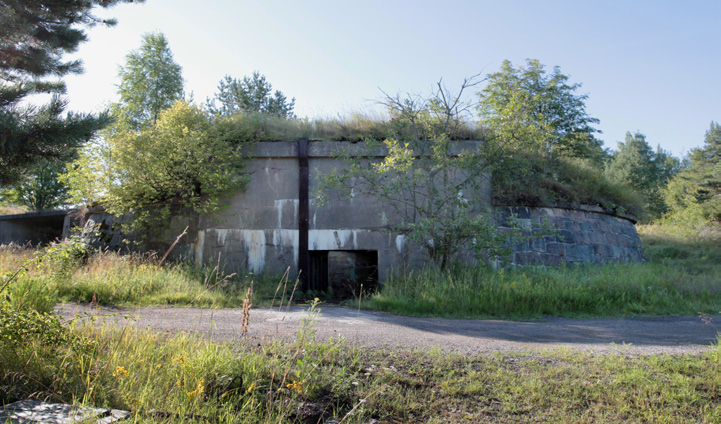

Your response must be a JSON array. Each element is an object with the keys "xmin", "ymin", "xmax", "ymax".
[{"xmin": 308, "ymin": 250, "xmax": 378, "ymax": 298}]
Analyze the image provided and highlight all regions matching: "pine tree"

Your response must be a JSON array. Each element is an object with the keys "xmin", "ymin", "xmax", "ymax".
[
  {"xmin": 605, "ymin": 132, "xmax": 680, "ymax": 220},
  {"xmin": 665, "ymin": 122, "xmax": 721, "ymax": 221},
  {"xmin": 207, "ymin": 71, "xmax": 295, "ymax": 118},
  {"xmin": 0, "ymin": 0, "xmax": 138, "ymax": 186}
]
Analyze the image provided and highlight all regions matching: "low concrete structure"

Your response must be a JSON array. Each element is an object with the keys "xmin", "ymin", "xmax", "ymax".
[
  {"xmin": 0, "ymin": 210, "xmax": 70, "ymax": 246},
  {"xmin": 67, "ymin": 139, "xmax": 646, "ymax": 290},
  {"xmin": 183, "ymin": 140, "xmax": 491, "ymax": 292}
]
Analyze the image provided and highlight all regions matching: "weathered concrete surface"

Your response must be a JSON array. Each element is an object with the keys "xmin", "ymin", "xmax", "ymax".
[
  {"xmin": 57, "ymin": 303, "xmax": 720, "ymax": 356},
  {"xmin": 0, "ymin": 399, "xmax": 128, "ymax": 424},
  {"xmin": 190, "ymin": 140, "xmax": 491, "ymax": 281},
  {"xmin": 0, "ymin": 210, "xmax": 69, "ymax": 246},
  {"xmin": 72, "ymin": 141, "xmax": 651, "ymax": 279},
  {"xmin": 496, "ymin": 205, "xmax": 646, "ymax": 265}
]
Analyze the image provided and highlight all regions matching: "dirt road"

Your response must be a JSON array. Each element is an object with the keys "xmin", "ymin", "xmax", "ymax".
[{"xmin": 57, "ymin": 303, "xmax": 720, "ymax": 356}]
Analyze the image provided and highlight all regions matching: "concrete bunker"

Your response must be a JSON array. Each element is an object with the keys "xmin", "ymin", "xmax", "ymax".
[
  {"xmin": 59, "ymin": 138, "xmax": 646, "ymax": 298},
  {"xmin": 178, "ymin": 138, "xmax": 485, "ymax": 293}
]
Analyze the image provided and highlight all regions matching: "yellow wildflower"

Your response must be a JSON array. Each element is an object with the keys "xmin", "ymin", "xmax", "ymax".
[
  {"xmin": 286, "ymin": 380, "xmax": 303, "ymax": 394},
  {"xmin": 112, "ymin": 366, "xmax": 129, "ymax": 378},
  {"xmin": 187, "ymin": 379, "xmax": 205, "ymax": 398}
]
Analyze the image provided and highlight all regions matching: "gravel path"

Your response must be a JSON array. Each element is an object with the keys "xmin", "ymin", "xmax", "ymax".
[{"xmin": 57, "ymin": 303, "xmax": 720, "ymax": 356}]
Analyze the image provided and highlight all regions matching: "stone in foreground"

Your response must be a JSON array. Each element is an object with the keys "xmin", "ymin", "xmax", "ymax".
[{"xmin": 0, "ymin": 399, "xmax": 129, "ymax": 424}]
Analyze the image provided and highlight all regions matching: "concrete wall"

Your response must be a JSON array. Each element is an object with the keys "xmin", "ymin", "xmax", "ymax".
[
  {"xmin": 72, "ymin": 140, "xmax": 646, "ymax": 279},
  {"xmin": 495, "ymin": 205, "xmax": 646, "ymax": 265},
  {"xmin": 0, "ymin": 210, "xmax": 69, "ymax": 246},
  {"xmin": 189, "ymin": 140, "xmax": 491, "ymax": 281}
]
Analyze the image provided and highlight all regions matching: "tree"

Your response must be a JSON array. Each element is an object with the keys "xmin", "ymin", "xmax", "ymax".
[
  {"xmin": 478, "ymin": 59, "xmax": 605, "ymax": 164},
  {"xmin": 664, "ymin": 122, "xmax": 721, "ymax": 222},
  {"xmin": 0, "ymin": 159, "xmax": 69, "ymax": 211},
  {"xmin": 62, "ymin": 32, "xmax": 185, "ymax": 210},
  {"xmin": 319, "ymin": 78, "xmax": 543, "ymax": 270},
  {"xmin": 207, "ymin": 71, "xmax": 295, "ymax": 118},
  {"xmin": 605, "ymin": 131, "xmax": 680, "ymax": 220},
  {"xmin": 100, "ymin": 101, "xmax": 250, "ymax": 237},
  {"xmin": 0, "ymin": 0, "xmax": 138, "ymax": 186},
  {"xmin": 59, "ymin": 140, "xmax": 114, "ymax": 207},
  {"xmin": 116, "ymin": 32, "xmax": 184, "ymax": 128}
]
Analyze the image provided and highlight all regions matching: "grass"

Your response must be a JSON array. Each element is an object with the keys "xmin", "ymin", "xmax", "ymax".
[
  {"xmin": 1, "ymin": 221, "xmax": 719, "ymax": 422},
  {"xmin": 363, "ymin": 262, "xmax": 720, "ymax": 319},
  {"xmin": 1, "ymin": 310, "xmax": 719, "ymax": 423},
  {"xmin": 492, "ymin": 153, "xmax": 646, "ymax": 218},
  {"xmin": 223, "ymin": 111, "xmax": 485, "ymax": 143},
  {"xmin": 361, "ymin": 221, "xmax": 721, "ymax": 319},
  {"xmin": 0, "ymin": 204, "xmax": 28, "ymax": 215},
  {"xmin": 2, "ymin": 220, "xmax": 720, "ymax": 320},
  {"xmin": 0, "ymin": 245, "xmax": 291, "ymax": 309}
]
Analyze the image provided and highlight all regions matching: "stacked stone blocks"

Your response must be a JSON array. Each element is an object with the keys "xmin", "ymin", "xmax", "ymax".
[{"xmin": 495, "ymin": 206, "xmax": 646, "ymax": 266}]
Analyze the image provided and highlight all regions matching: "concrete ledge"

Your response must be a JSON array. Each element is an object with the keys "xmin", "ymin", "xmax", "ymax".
[
  {"xmin": 0, "ymin": 209, "xmax": 71, "ymax": 221},
  {"xmin": 250, "ymin": 140, "xmax": 484, "ymax": 159}
]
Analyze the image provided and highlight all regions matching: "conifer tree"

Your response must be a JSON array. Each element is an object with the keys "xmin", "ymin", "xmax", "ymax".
[
  {"xmin": 207, "ymin": 71, "xmax": 295, "ymax": 118},
  {"xmin": 665, "ymin": 122, "xmax": 721, "ymax": 221},
  {"xmin": 605, "ymin": 132, "xmax": 680, "ymax": 220},
  {"xmin": 0, "ymin": 0, "xmax": 139, "ymax": 186}
]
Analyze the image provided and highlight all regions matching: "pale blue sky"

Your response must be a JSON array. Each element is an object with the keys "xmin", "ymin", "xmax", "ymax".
[{"xmin": 63, "ymin": 0, "xmax": 720, "ymax": 157}]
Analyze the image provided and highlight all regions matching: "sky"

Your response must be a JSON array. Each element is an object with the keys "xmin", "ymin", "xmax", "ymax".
[{"xmin": 61, "ymin": 0, "xmax": 721, "ymax": 158}]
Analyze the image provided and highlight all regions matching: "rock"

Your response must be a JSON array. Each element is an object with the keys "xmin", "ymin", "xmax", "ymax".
[{"xmin": 0, "ymin": 399, "xmax": 129, "ymax": 423}]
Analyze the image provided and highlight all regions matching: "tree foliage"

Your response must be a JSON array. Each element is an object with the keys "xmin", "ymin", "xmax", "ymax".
[
  {"xmin": 664, "ymin": 122, "xmax": 721, "ymax": 222},
  {"xmin": 67, "ymin": 101, "xmax": 251, "ymax": 237},
  {"xmin": 320, "ymin": 78, "xmax": 543, "ymax": 270},
  {"xmin": 0, "ymin": 0, "xmax": 138, "ymax": 187},
  {"xmin": 116, "ymin": 32, "xmax": 184, "ymax": 128},
  {"xmin": 605, "ymin": 132, "xmax": 680, "ymax": 220},
  {"xmin": 0, "ymin": 159, "xmax": 69, "ymax": 211},
  {"xmin": 59, "ymin": 140, "xmax": 113, "ymax": 207},
  {"xmin": 478, "ymin": 59, "xmax": 605, "ymax": 164},
  {"xmin": 207, "ymin": 71, "xmax": 295, "ymax": 118}
]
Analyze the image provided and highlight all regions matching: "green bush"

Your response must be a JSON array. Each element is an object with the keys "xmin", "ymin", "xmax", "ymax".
[{"xmin": 38, "ymin": 235, "xmax": 89, "ymax": 281}]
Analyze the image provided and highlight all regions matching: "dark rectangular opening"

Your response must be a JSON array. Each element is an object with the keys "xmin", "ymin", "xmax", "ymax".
[
  {"xmin": 309, "ymin": 250, "xmax": 329, "ymax": 292},
  {"xmin": 308, "ymin": 250, "xmax": 378, "ymax": 298}
]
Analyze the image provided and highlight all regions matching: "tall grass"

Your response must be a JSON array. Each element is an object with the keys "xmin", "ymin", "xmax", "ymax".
[
  {"xmin": 1, "ymin": 224, "xmax": 719, "ymax": 422},
  {"xmin": 224, "ymin": 111, "xmax": 485, "ymax": 142},
  {"xmin": 0, "ymin": 245, "xmax": 284, "ymax": 309},
  {"xmin": 493, "ymin": 153, "xmax": 646, "ymax": 218},
  {"xmin": 365, "ymin": 262, "xmax": 720, "ymax": 319},
  {"xmin": 365, "ymin": 221, "xmax": 721, "ymax": 319},
  {"xmin": 2, "ymin": 316, "xmax": 718, "ymax": 423},
  {"xmin": 0, "ymin": 204, "xmax": 28, "ymax": 215}
]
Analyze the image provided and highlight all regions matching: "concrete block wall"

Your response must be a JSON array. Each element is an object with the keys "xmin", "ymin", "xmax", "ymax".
[
  {"xmin": 495, "ymin": 205, "xmax": 646, "ymax": 265},
  {"xmin": 191, "ymin": 140, "xmax": 492, "ymax": 281}
]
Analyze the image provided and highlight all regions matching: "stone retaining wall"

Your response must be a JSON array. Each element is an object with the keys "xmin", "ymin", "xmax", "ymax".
[{"xmin": 495, "ymin": 205, "xmax": 646, "ymax": 266}]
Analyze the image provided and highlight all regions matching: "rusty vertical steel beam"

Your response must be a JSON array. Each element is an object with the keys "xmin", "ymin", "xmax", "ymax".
[{"xmin": 298, "ymin": 137, "xmax": 310, "ymax": 291}]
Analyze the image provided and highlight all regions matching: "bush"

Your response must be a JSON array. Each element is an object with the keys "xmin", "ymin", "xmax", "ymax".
[{"xmin": 38, "ymin": 235, "xmax": 89, "ymax": 281}]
